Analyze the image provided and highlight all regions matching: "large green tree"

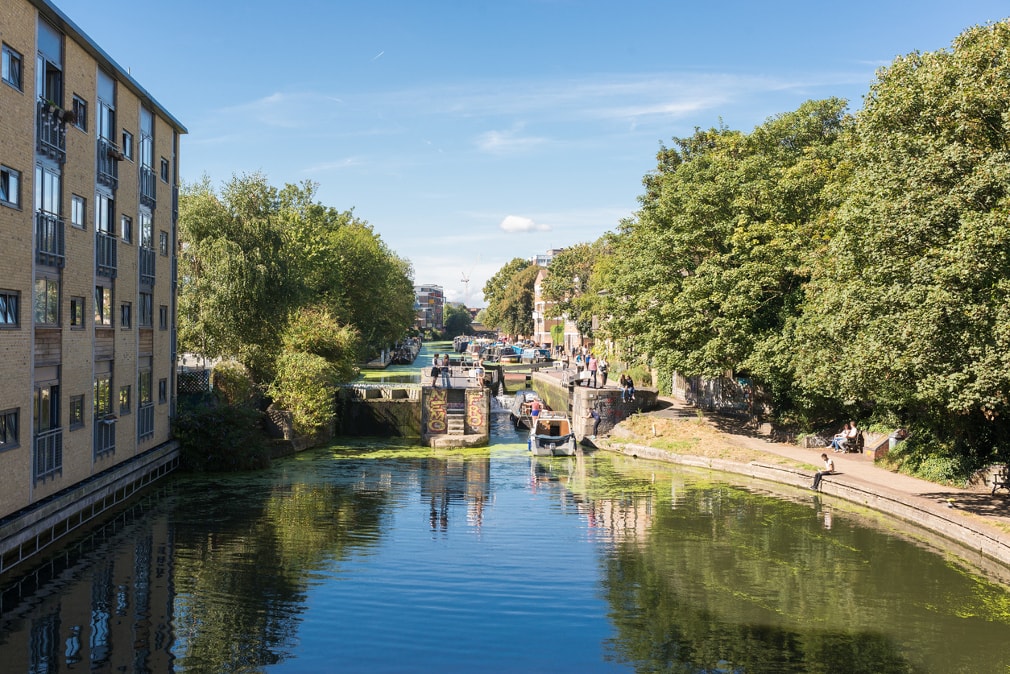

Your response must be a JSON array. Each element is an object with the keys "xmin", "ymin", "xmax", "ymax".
[
  {"xmin": 481, "ymin": 257, "xmax": 531, "ymax": 332},
  {"xmin": 790, "ymin": 22, "xmax": 1010, "ymax": 459},
  {"xmin": 178, "ymin": 173, "xmax": 297, "ymax": 381},
  {"xmin": 601, "ymin": 99, "xmax": 851, "ymax": 397}
]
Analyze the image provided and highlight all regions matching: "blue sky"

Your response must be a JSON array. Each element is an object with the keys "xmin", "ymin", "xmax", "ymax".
[{"xmin": 55, "ymin": 0, "xmax": 1008, "ymax": 306}]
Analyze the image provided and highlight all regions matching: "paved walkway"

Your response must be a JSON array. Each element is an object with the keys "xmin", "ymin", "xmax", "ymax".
[{"xmin": 601, "ymin": 396, "xmax": 1010, "ymax": 570}]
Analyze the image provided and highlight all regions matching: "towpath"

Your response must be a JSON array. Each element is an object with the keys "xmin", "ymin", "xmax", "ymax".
[{"xmin": 600, "ymin": 396, "xmax": 1010, "ymax": 570}]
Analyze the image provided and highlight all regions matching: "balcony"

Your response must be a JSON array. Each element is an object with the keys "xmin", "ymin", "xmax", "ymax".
[
  {"xmin": 140, "ymin": 246, "xmax": 156, "ymax": 287},
  {"xmin": 97, "ymin": 138, "xmax": 121, "ymax": 190},
  {"xmin": 35, "ymin": 211, "xmax": 65, "ymax": 268},
  {"xmin": 140, "ymin": 165, "xmax": 157, "ymax": 208},
  {"xmin": 96, "ymin": 231, "xmax": 117, "ymax": 278},
  {"xmin": 34, "ymin": 427, "xmax": 63, "ymax": 483},
  {"xmin": 36, "ymin": 99, "xmax": 67, "ymax": 164},
  {"xmin": 138, "ymin": 403, "xmax": 154, "ymax": 442},
  {"xmin": 94, "ymin": 416, "xmax": 116, "ymax": 459}
]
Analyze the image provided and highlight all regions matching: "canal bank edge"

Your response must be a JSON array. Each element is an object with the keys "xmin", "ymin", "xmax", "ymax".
[{"xmin": 597, "ymin": 434, "xmax": 1010, "ymax": 575}]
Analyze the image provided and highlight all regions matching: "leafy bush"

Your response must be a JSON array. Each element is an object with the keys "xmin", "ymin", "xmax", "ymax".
[
  {"xmin": 212, "ymin": 360, "xmax": 257, "ymax": 406},
  {"xmin": 173, "ymin": 402, "xmax": 270, "ymax": 472},
  {"xmin": 268, "ymin": 351, "xmax": 338, "ymax": 436}
]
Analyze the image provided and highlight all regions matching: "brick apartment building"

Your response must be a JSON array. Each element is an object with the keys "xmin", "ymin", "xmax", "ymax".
[{"xmin": 0, "ymin": 0, "xmax": 185, "ymax": 572}]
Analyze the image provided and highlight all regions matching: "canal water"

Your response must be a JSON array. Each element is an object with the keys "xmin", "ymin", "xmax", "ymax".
[{"xmin": 3, "ymin": 346, "xmax": 1010, "ymax": 672}]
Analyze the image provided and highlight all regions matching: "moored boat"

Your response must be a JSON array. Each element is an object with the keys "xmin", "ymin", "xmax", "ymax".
[
  {"xmin": 509, "ymin": 389, "xmax": 541, "ymax": 429},
  {"xmin": 528, "ymin": 411, "xmax": 576, "ymax": 456}
]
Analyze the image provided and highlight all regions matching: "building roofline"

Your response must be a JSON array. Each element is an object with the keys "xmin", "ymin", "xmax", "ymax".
[{"xmin": 32, "ymin": 0, "xmax": 188, "ymax": 134}]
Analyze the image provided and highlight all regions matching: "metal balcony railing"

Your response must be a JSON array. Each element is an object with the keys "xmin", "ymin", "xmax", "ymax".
[
  {"xmin": 36, "ymin": 100, "xmax": 66, "ymax": 164},
  {"xmin": 34, "ymin": 427, "xmax": 63, "ymax": 483},
  {"xmin": 140, "ymin": 246, "xmax": 156, "ymax": 287},
  {"xmin": 140, "ymin": 166, "xmax": 157, "ymax": 208},
  {"xmin": 96, "ymin": 231, "xmax": 117, "ymax": 278},
  {"xmin": 137, "ymin": 403, "xmax": 154, "ymax": 441},
  {"xmin": 97, "ymin": 137, "xmax": 120, "ymax": 189},
  {"xmin": 94, "ymin": 416, "xmax": 116, "ymax": 458},
  {"xmin": 35, "ymin": 210, "xmax": 65, "ymax": 268}
]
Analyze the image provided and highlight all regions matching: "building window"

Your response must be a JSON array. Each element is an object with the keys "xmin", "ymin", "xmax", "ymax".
[
  {"xmin": 159, "ymin": 305, "xmax": 168, "ymax": 330},
  {"xmin": 72, "ymin": 95, "xmax": 87, "ymax": 131},
  {"xmin": 94, "ymin": 375, "xmax": 111, "ymax": 415},
  {"xmin": 139, "ymin": 292, "xmax": 152, "ymax": 327},
  {"xmin": 34, "ymin": 277, "xmax": 59, "ymax": 325},
  {"xmin": 94, "ymin": 286, "xmax": 113, "ymax": 326},
  {"xmin": 70, "ymin": 296, "xmax": 85, "ymax": 329},
  {"xmin": 139, "ymin": 370, "xmax": 152, "ymax": 405},
  {"xmin": 122, "ymin": 130, "xmax": 133, "ymax": 160},
  {"xmin": 0, "ymin": 165, "xmax": 20, "ymax": 208},
  {"xmin": 71, "ymin": 194, "xmax": 86, "ymax": 228},
  {"xmin": 34, "ymin": 383, "xmax": 59, "ymax": 433},
  {"xmin": 158, "ymin": 378, "xmax": 167, "ymax": 404},
  {"xmin": 120, "ymin": 214, "xmax": 132, "ymax": 243},
  {"xmin": 160, "ymin": 157, "xmax": 169, "ymax": 182},
  {"xmin": 95, "ymin": 193, "xmax": 114, "ymax": 234},
  {"xmin": 0, "ymin": 290, "xmax": 18, "ymax": 327},
  {"xmin": 120, "ymin": 302, "xmax": 131, "ymax": 329},
  {"xmin": 0, "ymin": 408, "xmax": 18, "ymax": 449},
  {"xmin": 2, "ymin": 44, "xmax": 23, "ymax": 91},
  {"xmin": 159, "ymin": 230, "xmax": 169, "ymax": 256},
  {"xmin": 69, "ymin": 395, "xmax": 84, "ymax": 429},
  {"xmin": 119, "ymin": 385, "xmax": 131, "ymax": 415}
]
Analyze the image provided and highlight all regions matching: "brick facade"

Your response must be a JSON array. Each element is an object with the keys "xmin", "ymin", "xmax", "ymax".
[{"xmin": 0, "ymin": 0, "xmax": 185, "ymax": 518}]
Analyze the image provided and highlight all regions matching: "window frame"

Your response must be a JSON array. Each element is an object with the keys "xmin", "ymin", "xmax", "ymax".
[
  {"xmin": 94, "ymin": 285, "xmax": 113, "ymax": 327},
  {"xmin": 72, "ymin": 94, "xmax": 87, "ymax": 131},
  {"xmin": 120, "ymin": 302, "xmax": 132, "ymax": 330},
  {"xmin": 34, "ymin": 276, "xmax": 60, "ymax": 326},
  {"xmin": 119, "ymin": 384, "xmax": 131, "ymax": 415},
  {"xmin": 120, "ymin": 214, "xmax": 132, "ymax": 244},
  {"xmin": 159, "ymin": 157, "xmax": 169, "ymax": 182},
  {"xmin": 159, "ymin": 230, "xmax": 169, "ymax": 256},
  {"xmin": 122, "ymin": 130, "xmax": 133, "ymax": 160},
  {"xmin": 139, "ymin": 292, "xmax": 153, "ymax": 327},
  {"xmin": 69, "ymin": 395, "xmax": 84, "ymax": 430},
  {"xmin": 71, "ymin": 194, "xmax": 86, "ymax": 229},
  {"xmin": 2, "ymin": 43, "xmax": 23, "ymax": 91},
  {"xmin": 0, "ymin": 290, "xmax": 19, "ymax": 328},
  {"xmin": 70, "ymin": 295, "xmax": 85, "ymax": 329},
  {"xmin": 158, "ymin": 378, "xmax": 167, "ymax": 404},
  {"xmin": 0, "ymin": 408, "xmax": 19, "ymax": 450},
  {"xmin": 159, "ymin": 304, "xmax": 168, "ymax": 330},
  {"xmin": 1, "ymin": 165, "xmax": 21, "ymax": 208}
]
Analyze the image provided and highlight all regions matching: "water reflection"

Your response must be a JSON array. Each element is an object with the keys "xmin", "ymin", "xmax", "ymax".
[{"xmin": 3, "ymin": 444, "xmax": 1010, "ymax": 672}]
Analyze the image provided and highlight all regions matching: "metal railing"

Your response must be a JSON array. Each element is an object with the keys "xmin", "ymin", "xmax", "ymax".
[
  {"xmin": 94, "ymin": 416, "xmax": 116, "ymax": 458},
  {"xmin": 97, "ymin": 137, "xmax": 120, "ymax": 189},
  {"xmin": 33, "ymin": 427, "xmax": 63, "ymax": 482},
  {"xmin": 35, "ymin": 210, "xmax": 65, "ymax": 267},
  {"xmin": 137, "ymin": 403, "xmax": 154, "ymax": 442},
  {"xmin": 139, "ymin": 246, "xmax": 156, "ymax": 287},
  {"xmin": 140, "ymin": 166, "xmax": 157, "ymax": 208},
  {"xmin": 36, "ymin": 100, "xmax": 66, "ymax": 164},
  {"xmin": 96, "ymin": 231, "xmax": 117, "ymax": 278}
]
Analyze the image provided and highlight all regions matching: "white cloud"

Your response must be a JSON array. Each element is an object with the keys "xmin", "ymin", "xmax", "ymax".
[
  {"xmin": 499, "ymin": 215, "xmax": 551, "ymax": 233},
  {"xmin": 476, "ymin": 126, "xmax": 548, "ymax": 154}
]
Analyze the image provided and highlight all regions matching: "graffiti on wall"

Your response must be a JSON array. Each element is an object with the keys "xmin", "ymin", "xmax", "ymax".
[
  {"xmin": 466, "ymin": 388, "xmax": 487, "ymax": 433},
  {"xmin": 427, "ymin": 388, "xmax": 448, "ymax": 434}
]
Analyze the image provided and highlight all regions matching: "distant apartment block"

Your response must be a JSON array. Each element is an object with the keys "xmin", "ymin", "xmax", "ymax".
[
  {"xmin": 414, "ymin": 285, "xmax": 444, "ymax": 331},
  {"xmin": 530, "ymin": 248, "xmax": 564, "ymax": 268},
  {"xmin": 0, "ymin": 0, "xmax": 186, "ymax": 569}
]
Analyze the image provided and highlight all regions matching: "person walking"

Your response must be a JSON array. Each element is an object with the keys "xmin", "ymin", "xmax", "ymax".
[
  {"xmin": 587, "ymin": 354, "xmax": 598, "ymax": 388},
  {"xmin": 812, "ymin": 453, "xmax": 834, "ymax": 490},
  {"xmin": 431, "ymin": 354, "xmax": 441, "ymax": 386},
  {"xmin": 599, "ymin": 356, "xmax": 609, "ymax": 387}
]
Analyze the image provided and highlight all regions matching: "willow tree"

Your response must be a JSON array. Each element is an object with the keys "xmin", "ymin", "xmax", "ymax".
[
  {"xmin": 791, "ymin": 22, "xmax": 1010, "ymax": 461},
  {"xmin": 178, "ymin": 173, "xmax": 297, "ymax": 381}
]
